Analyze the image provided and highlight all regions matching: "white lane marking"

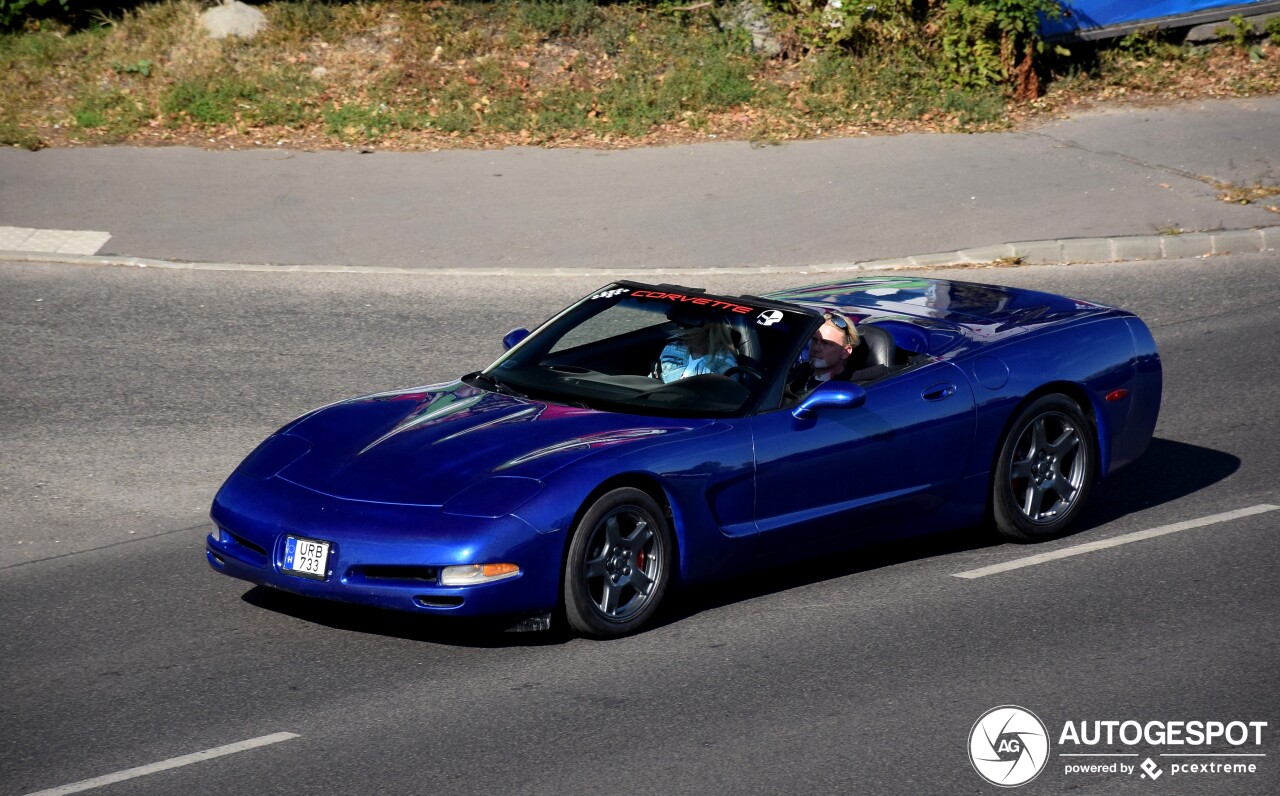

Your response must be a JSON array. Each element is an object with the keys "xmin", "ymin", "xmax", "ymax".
[
  {"xmin": 952, "ymin": 504, "xmax": 1279, "ymax": 580},
  {"xmin": 23, "ymin": 732, "xmax": 299, "ymax": 796},
  {"xmin": 0, "ymin": 226, "xmax": 111, "ymax": 255}
]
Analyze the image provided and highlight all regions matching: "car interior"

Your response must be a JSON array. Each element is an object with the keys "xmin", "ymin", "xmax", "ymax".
[{"xmin": 490, "ymin": 288, "xmax": 938, "ymax": 416}]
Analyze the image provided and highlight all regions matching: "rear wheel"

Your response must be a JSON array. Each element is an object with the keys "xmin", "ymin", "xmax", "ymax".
[
  {"xmin": 563, "ymin": 487, "xmax": 672, "ymax": 638},
  {"xmin": 992, "ymin": 394, "xmax": 1096, "ymax": 541}
]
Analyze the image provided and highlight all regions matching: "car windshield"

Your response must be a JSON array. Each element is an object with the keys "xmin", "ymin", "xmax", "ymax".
[{"xmin": 477, "ymin": 283, "xmax": 815, "ymax": 417}]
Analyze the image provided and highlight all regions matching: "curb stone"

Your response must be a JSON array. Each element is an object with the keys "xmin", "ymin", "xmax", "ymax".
[
  {"xmin": 1, "ymin": 227, "xmax": 1277, "ymax": 278},
  {"xmin": 833, "ymin": 227, "xmax": 1279, "ymax": 274}
]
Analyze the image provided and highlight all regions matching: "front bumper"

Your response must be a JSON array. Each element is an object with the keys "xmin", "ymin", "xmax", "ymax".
[{"xmin": 208, "ymin": 471, "xmax": 563, "ymax": 618}]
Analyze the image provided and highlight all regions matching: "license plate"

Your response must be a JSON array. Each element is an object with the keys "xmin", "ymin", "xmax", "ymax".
[{"xmin": 283, "ymin": 536, "xmax": 330, "ymax": 579}]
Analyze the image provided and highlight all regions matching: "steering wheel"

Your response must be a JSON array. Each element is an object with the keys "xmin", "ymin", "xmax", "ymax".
[{"xmin": 724, "ymin": 365, "xmax": 764, "ymax": 384}]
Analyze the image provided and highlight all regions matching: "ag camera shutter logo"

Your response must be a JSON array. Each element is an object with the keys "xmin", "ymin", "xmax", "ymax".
[{"xmin": 969, "ymin": 706, "xmax": 1050, "ymax": 787}]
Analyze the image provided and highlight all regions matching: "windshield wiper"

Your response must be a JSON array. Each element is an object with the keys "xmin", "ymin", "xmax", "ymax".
[{"xmin": 463, "ymin": 371, "xmax": 527, "ymax": 398}]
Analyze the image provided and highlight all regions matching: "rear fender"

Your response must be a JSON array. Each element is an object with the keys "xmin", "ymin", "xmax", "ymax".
[
  {"xmin": 1113, "ymin": 316, "xmax": 1162, "ymax": 471},
  {"xmin": 971, "ymin": 317, "xmax": 1145, "ymax": 487}
]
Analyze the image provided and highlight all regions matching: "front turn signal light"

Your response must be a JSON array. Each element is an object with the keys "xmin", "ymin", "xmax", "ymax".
[{"xmin": 440, "ymin": 563, "xmax": 521, "ymax": 586}]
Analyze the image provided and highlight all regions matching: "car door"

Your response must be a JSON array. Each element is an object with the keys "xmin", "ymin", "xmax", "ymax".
[{"xmin": 748, "ymin": 360, "xmax": 975, "ymax": 559}]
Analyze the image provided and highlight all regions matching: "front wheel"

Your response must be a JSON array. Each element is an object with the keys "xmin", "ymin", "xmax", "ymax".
[
  {"xmin": 563, "ymin": 487, "xmax": 672, "ymax": 638},
  {"xmin": 992, "ymin": 394, "xmax": 1097, "ymax": 541}
]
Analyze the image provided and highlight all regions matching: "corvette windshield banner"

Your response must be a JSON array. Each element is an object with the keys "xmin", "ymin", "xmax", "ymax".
[{"xmin": 629, "ymin": 289, "xmax": 757, "ymax": 315}]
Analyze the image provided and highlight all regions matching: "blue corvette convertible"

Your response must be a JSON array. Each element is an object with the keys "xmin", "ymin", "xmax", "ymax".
[{"xmin": 208, "ymin": 276, "xmax": 1161, "ymax": 637}]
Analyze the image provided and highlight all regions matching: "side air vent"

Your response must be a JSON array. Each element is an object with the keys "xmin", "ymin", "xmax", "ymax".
[
  {"xmin": 226, "ymin": 530, "xmax": 267, "ymax": 557},
  {"xmin": 414, "ymin": 595, "xmax": 464, "ymax": 609}
]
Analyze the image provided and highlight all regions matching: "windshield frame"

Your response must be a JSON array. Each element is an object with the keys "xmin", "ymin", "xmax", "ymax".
[{"xmin": 477, "ymin": 281, "xmax": 819, "ymax": 418}]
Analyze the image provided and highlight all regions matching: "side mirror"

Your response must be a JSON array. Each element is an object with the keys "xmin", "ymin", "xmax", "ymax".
[
  {"xmin": 502, "ymin": 328, "xmax": 531, "ymax": 351},
  {"xmin": 792, "ymin": 382, "xmax": 867, "ymax": 420}
]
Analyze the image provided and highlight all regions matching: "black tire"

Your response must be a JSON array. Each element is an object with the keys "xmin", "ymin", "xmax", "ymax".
[
  {"xmin": 992, "ymin": 394, "xmax": 1097, "ymax": 541},
  {"xmin": 563, "ymin": 487, "xmax": 672, "ymax": 638}
]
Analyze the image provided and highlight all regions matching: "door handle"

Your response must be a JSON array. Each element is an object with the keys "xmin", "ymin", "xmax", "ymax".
[{"xmin": 922, "ymin": 383, "xmax": 957, "ymax": 401}]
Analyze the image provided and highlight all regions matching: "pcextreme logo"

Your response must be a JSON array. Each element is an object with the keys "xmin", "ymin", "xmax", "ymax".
[{"xmin": 969, "ymin": 707, "xmax": 1269, "ymax": 787}]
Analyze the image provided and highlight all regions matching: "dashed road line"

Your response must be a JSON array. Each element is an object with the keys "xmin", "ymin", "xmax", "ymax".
[
  {"xmin": 0, "ymin": 226, "xmax": 111, "ymax": 255},
  {"xmin": 23, "ymin": 732, "xmax": 299, "ymax": 796},
  {"xmin": 952, "ymin": 504, "xmax": 1279, "ymax": 579}
]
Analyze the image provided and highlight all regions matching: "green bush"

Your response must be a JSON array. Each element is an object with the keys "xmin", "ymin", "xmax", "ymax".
[
  {"xmin": 939, "ymin": 0, "xmax": 1064, "ymax": 92},
  {"xmin": 764, "ymin": 0, "xmax": 923, "ymax": 54},
  {"xmin": 1, "ymin": 0, "xmax": 68, "ymax": 30},
  {"xmin": 1214, "ymin": 14, "xmax": 1252, "ymax": 49},
  {"xmin": 764, "ymin": 0, "xmax": 1063, "ymax": 95},
  {"xmin": 804, "ymin": 48, "xmax": 1005, "ymax": 125}
]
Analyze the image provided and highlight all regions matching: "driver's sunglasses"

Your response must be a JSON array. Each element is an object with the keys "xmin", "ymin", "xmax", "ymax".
[{"xmin": 823, "ymin": 312, "xmax": 856, "ymax": 345}]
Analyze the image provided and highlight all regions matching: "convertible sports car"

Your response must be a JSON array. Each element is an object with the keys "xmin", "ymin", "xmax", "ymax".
[{"xmin": 208, "ymin": 276, "xmax": 1161, "ymax": 637}]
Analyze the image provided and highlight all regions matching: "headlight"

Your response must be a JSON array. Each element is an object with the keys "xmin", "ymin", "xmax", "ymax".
[
  {"xmin": 441, "ymin": 476, "xmax": 543, "ymax": 518},
  {"xmin": 440, "ymin": 563, "xmax": 520, "ymax": 586}
]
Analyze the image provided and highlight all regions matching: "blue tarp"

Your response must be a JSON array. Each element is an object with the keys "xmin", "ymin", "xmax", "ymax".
[{"xmin": 1041, "ymin": 0, "xmax": 1275, "ymax": 38}]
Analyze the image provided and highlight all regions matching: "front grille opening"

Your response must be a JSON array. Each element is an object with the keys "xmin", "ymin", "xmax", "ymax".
[
  {"xmin": 353, "ymin": 565, "xmax": 440, "ymax": 583},
  {"xmin": 415, "ymin": 595, "xmax": 464, "ymax": 609},
  {"xmin": 226, "ymin": 530, "xmax": 266, "ymax": 557}
]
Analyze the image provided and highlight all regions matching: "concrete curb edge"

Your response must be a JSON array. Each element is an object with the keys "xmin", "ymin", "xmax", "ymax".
[{"xmin": 2, "ymin": 226, "xmax": 1277, "ymax": 277}]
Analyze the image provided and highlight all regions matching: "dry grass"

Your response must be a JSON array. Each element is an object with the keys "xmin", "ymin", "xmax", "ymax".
[{"xmin": 2, "ymin": 1, "xmax": 1279, "ymax": 151}]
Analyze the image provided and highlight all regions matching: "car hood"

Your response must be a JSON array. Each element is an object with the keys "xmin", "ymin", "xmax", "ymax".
[{"xmin": 268, "ymin": 381, "xmax": 704, "ymax": 505}]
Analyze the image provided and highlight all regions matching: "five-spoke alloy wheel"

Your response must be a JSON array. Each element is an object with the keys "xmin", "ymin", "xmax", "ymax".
[
  {"xmin": 564, "ymin": 487, "xmax": 673, "ymax": 637},
  {"xmin": 992, "ymin": 394, "xmax": 1097, "ymax": 540}
]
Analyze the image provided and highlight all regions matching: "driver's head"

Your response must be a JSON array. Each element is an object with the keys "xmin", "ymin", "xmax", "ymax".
[{"xmin": 810, "ymin": 312, "xmax": 856, "ymax": 371}]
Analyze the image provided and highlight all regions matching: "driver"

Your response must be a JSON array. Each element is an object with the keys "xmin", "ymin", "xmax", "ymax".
[
  {"xmin": 787, "ymin": 311, "xmax": 858, "ymax": 397},
  {"xmin": 656, "ymin": 313, "xmax": 738, "ymax": 383}
]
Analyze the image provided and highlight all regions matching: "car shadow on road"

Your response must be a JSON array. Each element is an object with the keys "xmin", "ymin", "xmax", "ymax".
[
  {"xmin": 240, "ymin": 588, "xmax": 573, "ymax": 648},
  {"xmin": 241, "ymin": 438, "xmax": 1237, "ymax": 644},
  {"xmin": 1071, "ymin": 437, "xmax": 1240, "ymax": 530},
  {"xmin": 656, "ymin": 437, "xmax": 1239, "ymax": 630},
  {"xmin": 656, "ymin": 528, "xmax": 1002, "ymax": 632}
]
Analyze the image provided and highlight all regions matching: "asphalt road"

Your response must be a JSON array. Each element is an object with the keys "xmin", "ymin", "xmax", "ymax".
[
  {"xmin": 2, "ymin": 255, "xmax": 1277, "ymax": 795},
  {"xmin": 2, "ymin": 97, "xmax": 1278, "ymax": 270}
]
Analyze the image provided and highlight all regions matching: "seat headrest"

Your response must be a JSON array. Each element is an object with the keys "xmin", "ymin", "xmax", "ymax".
[
  {"xmin": 856, "ymin": 323, "xmax": 895, "ymax": 368},
  {"xmin": 727, "ymin": 314, "xmax": 761, "ymax": 360}
]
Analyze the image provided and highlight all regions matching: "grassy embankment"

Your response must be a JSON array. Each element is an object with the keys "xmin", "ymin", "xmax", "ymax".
[{"xmin": 2, "ymin": 0, "xmax": 1279, "ymax": 151}]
